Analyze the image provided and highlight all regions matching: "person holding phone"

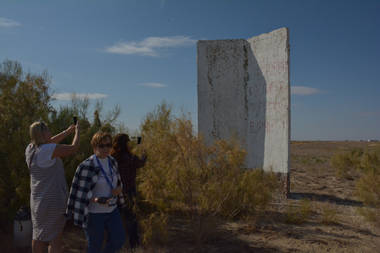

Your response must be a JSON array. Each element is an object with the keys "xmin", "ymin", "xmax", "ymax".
[
  {"xmin": 25, "ymin": 120, "xmax": 80, "ymax": 253},
  {"xmin": 66, "ymin": 131, "xmax": 126, "ymax": 253},
  {"xmin": 111, "ymin": 133, "xmax": 146, "ymax": 250}
]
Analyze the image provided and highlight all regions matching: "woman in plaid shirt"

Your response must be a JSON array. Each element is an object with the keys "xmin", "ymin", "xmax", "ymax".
[{"xmin": 66, "ymin": 132, "xmax": 126, "ymax": 253}]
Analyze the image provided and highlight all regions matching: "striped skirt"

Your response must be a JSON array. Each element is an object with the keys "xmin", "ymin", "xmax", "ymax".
[{"xmin": 31, "ymin": 196, "xmax": 67, "ymax": 242}]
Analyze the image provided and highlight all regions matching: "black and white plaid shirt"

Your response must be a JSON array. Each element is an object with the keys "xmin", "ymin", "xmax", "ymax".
[{"xmin": 65, "ymin": 154, "xmax": 126, "ymax": 228}]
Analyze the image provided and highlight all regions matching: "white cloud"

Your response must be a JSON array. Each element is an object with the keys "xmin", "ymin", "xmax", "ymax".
[
  {"xmin": 52, "ymin": 93, "xmax": 108, "ymax": 101},
  {"xmin": 105, "ymin": 36, "xmax": 196, "ymax": 56},
  {"xmin": 291, "ymin": 86, "xmax": 321, "ymax": 95},
  {"xmin": 141, "ymin": 36, "xmax": 195, "ymax": 48},
  {"xmin": 138, "ymin": 82, "xmax": 167, "ymax": 88},
  {"xmin": 106, "ymin": 43, "xmax": 155, "ymax": 56},
  {"xmin": 0, "ymin": 17, "xmax": 21, "ymax": 28}
]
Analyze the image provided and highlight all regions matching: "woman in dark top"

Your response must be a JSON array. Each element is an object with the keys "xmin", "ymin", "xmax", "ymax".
[{"xmin": 111, "ymin": 133, "xmax": 146, "ymax": 250}]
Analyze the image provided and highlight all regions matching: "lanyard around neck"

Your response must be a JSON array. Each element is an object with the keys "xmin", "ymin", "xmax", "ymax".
[{"xmin": 95, "ymin": 155, "xmax": 114, "ymax": 190}]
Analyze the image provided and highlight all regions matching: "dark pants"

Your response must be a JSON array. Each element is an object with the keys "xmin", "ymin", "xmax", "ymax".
[
  {"xmin": 84, "ymin": 208, "xmax": 126, "ymax": 253},
  {"xmin": 123, "ymin": 189, "xmax": 140, "ymax": 249}
]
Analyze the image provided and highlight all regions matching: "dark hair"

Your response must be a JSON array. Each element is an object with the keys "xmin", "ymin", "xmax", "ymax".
[{"xmin": 111, "ymin": 133, "xmax": 131, "ymax": 160}]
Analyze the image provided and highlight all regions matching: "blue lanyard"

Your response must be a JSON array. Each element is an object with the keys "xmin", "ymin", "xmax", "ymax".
[{"xmin": 95, "ymin": 155, "xmax": 114, "ymax": 190}]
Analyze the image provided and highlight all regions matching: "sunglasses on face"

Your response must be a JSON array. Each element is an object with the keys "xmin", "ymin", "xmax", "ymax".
[{"xmin": 98, "ymin": 143, "xmax": 112, "ymax": 149}]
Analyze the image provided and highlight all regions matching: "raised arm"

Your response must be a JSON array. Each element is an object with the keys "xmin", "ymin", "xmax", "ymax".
[
  {"xmin": 50, "ymin": 124, "xmax": 76, "ymax": 144},
  {"xmin": 52, "ymin": 123, "xmax": 80, "ymax": 158}
]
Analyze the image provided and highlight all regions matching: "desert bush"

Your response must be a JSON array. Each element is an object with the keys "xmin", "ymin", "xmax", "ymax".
[
  {"xmin": 331, "ymin": 147, "xmax": 380, "ymax": 227},
  {"xmin": 284, "ymin": 199, "xmax": 312, "ymax": 224},
  {"xmin": 331, "ymin": 148, "xmax": 380, "ymax": 178},
  {"xmin": 355, "ymin": 150, "xmax": 380, "ymax": 226},
  {"xmin": 330, "ymin": 153, "xmax": 352, "ymax": 178},
  {"xmin": 359, "ymin": 151, "xmax": 380, "ymax": 174},
  {"xmin": 356, "ymin": 170, "xmax": 380, "ymax": 207},
  {"xmin": 136, "ymin": 102, "xmax": 278, "ymax": 245},
  {"xmin": 330, "ymin": 148, "xmax": 363, "ymax": 179},
  {"xmin": 355, "ymin": 168, "xmax": 380, "ymax": 227}
]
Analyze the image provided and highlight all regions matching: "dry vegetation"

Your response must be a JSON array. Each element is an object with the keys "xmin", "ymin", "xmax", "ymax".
[
  {"xmin": 63, "ymin": 142, "xmax": 380, "ymax": 252},
  {"xmin": 4, "ymin": 139, "xmax": 380, "ymax": 252},
  {"xmin": 3, "ymin": 62, "xmax": 379, "ymax": 252}
]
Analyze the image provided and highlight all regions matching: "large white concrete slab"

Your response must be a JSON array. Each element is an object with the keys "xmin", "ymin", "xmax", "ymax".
[{"xmin": 197, "ymin": 28, "xmax": 290, "ymax": 174}]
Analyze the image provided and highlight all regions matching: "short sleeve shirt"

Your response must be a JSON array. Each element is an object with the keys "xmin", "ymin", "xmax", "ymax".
[{"xmin": 25, "ymin": 143, "xmax": 57, "ymax": 168}]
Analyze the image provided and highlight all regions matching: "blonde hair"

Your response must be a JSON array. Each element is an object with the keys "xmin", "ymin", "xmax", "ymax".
[
  {"xmin": 91, "ymin": 131, "xmax": 112, "ymax": 148},
  {"xmin": 29, "ymin": 121, "xmax": 49, "ymax": 146}
]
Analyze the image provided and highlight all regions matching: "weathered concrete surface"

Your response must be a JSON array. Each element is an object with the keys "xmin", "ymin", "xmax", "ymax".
[{"xmin": 197, "ymin": 28, "xmax": 290, "ymax": 174}]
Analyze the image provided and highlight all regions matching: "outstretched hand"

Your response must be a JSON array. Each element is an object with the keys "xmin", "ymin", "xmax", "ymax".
[{"xmin": 66, "ymin": 124, "xmax": 76, "ymax": 134}]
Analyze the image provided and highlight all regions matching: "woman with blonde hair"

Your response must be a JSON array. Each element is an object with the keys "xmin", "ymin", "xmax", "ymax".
[{"xmin": 25, "ymin": 121, "xmax": 79, "ymax": 253}]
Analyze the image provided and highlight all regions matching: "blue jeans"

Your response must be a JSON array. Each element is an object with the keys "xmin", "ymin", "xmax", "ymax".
[{"xmin": 84, "ymin": 208, "xmax": 126, "ymax": 253}]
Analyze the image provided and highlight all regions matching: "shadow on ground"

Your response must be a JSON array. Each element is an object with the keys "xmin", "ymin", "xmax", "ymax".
[
  {"xmin": 163, "ymin": 215, "xmax": 280, "ymax": 253},
  {"xmin": 288, "ymin": 192, "xmax": 363, "ymax": 207}
]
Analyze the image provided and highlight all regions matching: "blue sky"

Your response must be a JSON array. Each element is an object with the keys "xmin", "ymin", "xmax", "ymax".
[{"xmin": 1, "ymin": 0, "xmax": 379, "ymax": 140}]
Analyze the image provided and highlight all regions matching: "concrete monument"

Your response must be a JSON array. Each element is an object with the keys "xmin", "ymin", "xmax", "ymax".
[{"xmin": 197, "ymin": 28, "xmax": 290, "ymax": 192}]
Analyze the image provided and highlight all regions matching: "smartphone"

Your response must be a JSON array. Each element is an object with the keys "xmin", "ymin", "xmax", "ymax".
[{"xmin": 73, "ymin": 116, "xmax": 78, "ymax": 125}]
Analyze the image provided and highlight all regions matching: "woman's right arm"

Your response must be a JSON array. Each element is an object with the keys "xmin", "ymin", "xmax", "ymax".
[{"xmin": 52, "ymin": 123, "xmax": 80, "ymax": 158}]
